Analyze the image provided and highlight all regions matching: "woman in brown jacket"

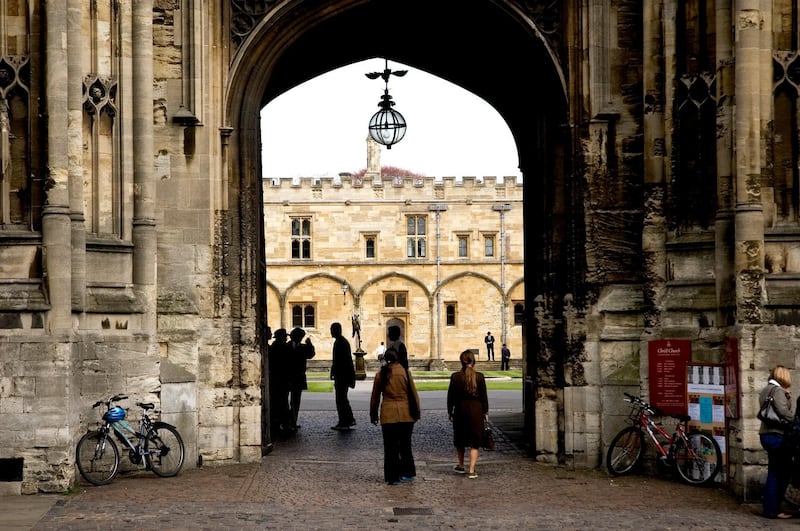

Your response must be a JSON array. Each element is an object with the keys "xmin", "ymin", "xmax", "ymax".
[{"xmin": 370, "ymin": 348, "xmax": 421, "ymax": 485}]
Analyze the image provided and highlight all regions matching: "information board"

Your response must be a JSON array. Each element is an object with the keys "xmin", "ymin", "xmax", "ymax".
[
  {"xmin": 648, "ymin": 339, "xmax": 691, "ymax": 415},
  {"xmin": 687, "ymin": 364, "xmax": 727, "ymax": 483}
]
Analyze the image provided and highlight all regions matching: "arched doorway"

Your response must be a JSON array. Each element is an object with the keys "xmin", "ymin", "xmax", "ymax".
[{"xmin": 224, "ymin": 0, "xmax": 570, "ymax": 455}]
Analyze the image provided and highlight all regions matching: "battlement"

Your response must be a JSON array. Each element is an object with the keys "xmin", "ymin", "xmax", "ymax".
[{"xmin": 265, "ymin": 173, "xmax": 523, "ymax": 189}]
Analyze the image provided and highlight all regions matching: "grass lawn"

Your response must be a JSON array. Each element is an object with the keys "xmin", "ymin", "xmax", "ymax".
[{"xmin": 305, "ymin": 372, "xmax": 522, "ymax": 393}]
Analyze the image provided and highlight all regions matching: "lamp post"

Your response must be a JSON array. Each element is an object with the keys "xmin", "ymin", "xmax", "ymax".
[
  {"xmin": 492, "ymin": 204, "xmax": 512, "ymax": 346},
  {"xmin": 365, "ymin": 59, "xmax": 407, "ymax": 149}
]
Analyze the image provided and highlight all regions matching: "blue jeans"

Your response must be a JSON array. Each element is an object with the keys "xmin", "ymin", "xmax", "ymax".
[{"xmin": 761, "ymin": 433, "xmax": 792, "ymax": 517}]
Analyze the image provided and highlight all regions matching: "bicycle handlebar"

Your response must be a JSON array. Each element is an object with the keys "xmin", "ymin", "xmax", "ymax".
[
  {"xmin": 623, "ymin": 392, "xmax": 660, "ymax": 416},
  {"xmin": 91, "ymin": 395, "xmax": 128, "ymax": 409}
]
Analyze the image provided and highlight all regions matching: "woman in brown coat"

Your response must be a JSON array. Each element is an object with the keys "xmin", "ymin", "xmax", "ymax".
[
  {"xmin": 447, "ymin": 349, "xmax": 489, "ymax": 479},
  {"xmin": 370, "ymin": 348, "xmax": 421, "ymax": 485}
]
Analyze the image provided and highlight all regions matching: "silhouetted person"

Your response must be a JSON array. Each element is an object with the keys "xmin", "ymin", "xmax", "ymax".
[
  {"xmin": 387, "ymin": 325, "xmax": 408, "ymax": 369},
  {"xmin": 484, "ymin": 331, "xmax": 495, "ymax": 361},
  {"xmin": 288, "ymin": 327, "xmax": 315, "ymax": 432},
  {"xmin": 269, "ymin": 328, "xmax": 291, "ymax": 436},
  {"xmin": 330, "ymin": 322, "xmax": 356, "ymax": 430},
  {"xmin": 500, "ymin": 343, "xmax": 511, "ymax": 370}
]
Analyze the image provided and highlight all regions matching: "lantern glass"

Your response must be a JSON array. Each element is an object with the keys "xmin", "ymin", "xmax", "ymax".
[{"xmin": 368, "ymin": 108, "xmax": 406, "ymax": 148}]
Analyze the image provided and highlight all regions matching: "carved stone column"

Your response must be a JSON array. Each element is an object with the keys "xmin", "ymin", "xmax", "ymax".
[
  {"xmin": 67, "ymin": 0, "xmax": 86, "ymax": 312},
  {"xmin": 642, "ymin": 0, "xmax": 666, "ymax": 327},
  {"xmin": 132, "ymin": 0, "xmax": 157, "ymax": 332},
  {"xmin": 43, "ymin": 0, "xmax": 72, "ymax": 332},
  {"xmin": 715, "ymin": 1, "xmax": 735, "ymax": 318},
  {"xmin": 733, "ymin": 2, "xmax": 767, "ymax": 323}
]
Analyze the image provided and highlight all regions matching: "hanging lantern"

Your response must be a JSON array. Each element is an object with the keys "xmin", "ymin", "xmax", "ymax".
[
  {"xmin": 368, "ymin": 90, "xmax": 406, "ymax": 149},
  {"xmin": 365, "ymin": 59, "xmax": 408, "ymax": 149}
]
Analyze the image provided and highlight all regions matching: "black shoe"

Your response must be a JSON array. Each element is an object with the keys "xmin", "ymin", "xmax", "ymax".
[
  {"xmin": 348, "ymin": 420, "xmax": 356, "ymax": 427},
  {"xmin": 331, "ymin": 425, "xmax": 343, "ymax": 430}
]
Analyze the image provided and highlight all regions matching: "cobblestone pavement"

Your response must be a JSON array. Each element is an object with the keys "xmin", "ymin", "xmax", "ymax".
[{"xmin": 15, "ymin": 390, "xmax": 786, "ymax": 530}]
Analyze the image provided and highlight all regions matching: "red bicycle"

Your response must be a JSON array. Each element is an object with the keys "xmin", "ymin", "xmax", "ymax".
[{"xmin": 606, "ymin": 393, "xmax": 722, "ymax": 486}]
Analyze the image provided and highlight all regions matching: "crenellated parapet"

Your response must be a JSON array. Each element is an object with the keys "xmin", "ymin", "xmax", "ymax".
[{"xmin": 265, "ymin": 173, "xmax": 523, "ymax": 190}]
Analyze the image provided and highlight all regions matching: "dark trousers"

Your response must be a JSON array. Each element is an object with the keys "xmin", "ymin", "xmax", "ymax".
[
  {"xmin": 290, "ymin": 387, "xmax": 303, "ymax": 428},
  {"xmin": 761, "ymin": 433, "xmax": 792, "ymax": 517},
  {"xmin": 501, "ymin": 357, "xmax": 510, "ymax": 370},
  {"xmin": 334, "ymin": 381, "xmax": 354, "ymax": 426},
  {"xmin": 486, "ymin": 344, "xmax": 494, "ymax": 360},
  {"xmin": 381, "ymin": 422, "xmax": 416, "ymax": 483},
  {"xmin": 275, "ymin": 386, "xmax": 292, "ymax": 432}
]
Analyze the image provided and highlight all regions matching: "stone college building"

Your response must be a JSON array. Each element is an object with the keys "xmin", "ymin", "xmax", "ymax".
[
  {"xmin": 0, "ymin": 1, "xmax": 798, "ymax": 502},
  {"xmin": 263, "ymin": 138, "xmax": 524, "ymax": 369}
]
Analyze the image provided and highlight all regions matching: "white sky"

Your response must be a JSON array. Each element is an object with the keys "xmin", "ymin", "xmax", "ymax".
[{"xmin": 260, "ymin": 59, "xmax": 521, "ymax": 179}]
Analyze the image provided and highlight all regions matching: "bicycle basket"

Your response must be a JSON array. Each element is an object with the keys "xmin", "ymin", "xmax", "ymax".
[{"xmin": 103, "ymin": 406, "xmax": 126, "ymax": 422}]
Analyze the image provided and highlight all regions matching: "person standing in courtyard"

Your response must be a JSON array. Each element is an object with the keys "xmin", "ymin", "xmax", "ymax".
[
  {"xmin": 484, "ymin": 331, "xmax": 495, "ymax": 361},
  {"xmin": 387, "ymin": 325, "xmax": 408, "ymax": 369},
  {"xmin": 287, "ymin": 327, "xmax": 315, "ymax": 432},
  {"xmin": 500, "ymin": 343, "xmax": 511, "ymax": 371},
  {"xmin": 759, "ymin": 365, "xmax": 795, "ymax": 519},
  {"xmin": 269, "ymin": 328, "xmax": 292, "ymax": 435},
  {"xmin": 448, "ymin": 349, "xmax": 489, "ymax": 479},
  {"xmin": 370, "ymin": 348, "xmax": 421, "ymax": 485},
  {"xmin": 330, "ymin": 321, "xmax": 356, "ymax": 430},
  {"xmin": 375, "ymin": 341, "xmax": 387, "ymax": 366}
]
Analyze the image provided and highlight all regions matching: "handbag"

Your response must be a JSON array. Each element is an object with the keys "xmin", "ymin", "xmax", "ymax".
[
  {"xmin": 758, "ymin": 387, "xmax": 789, "ymax": 428},
  {"xmin": 482, "ymin": 420, "xmax": 496, "ymax": 451}
]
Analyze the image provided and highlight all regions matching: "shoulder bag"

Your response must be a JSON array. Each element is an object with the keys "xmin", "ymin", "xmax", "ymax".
[{"xmin": 758, "ymin": 386, "xmax": 790, "ymax": 428}]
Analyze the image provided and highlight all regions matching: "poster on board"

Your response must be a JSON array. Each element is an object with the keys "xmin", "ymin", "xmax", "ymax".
[{"xmin": 687, "ymin": 364, "xmax": 727, "ymax": 483}]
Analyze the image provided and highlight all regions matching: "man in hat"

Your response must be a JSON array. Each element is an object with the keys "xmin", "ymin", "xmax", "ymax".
[
  {"xmin": 484, "ymin": 331, "xmax": 495, "ymax": 361},
  {"xmin": 287, "ymin": 327, "xmax": 315, "ymax": 432}
]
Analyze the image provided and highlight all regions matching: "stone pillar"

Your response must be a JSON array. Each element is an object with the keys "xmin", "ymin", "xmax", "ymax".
[
  {"xmin": 43, "ymin": 0, "xmax": 72, "ymax": 332},
  {"xmin": 733, "ymin": 2, "xmax": 766, "ymax": 323},
  {"xmin": 642, "ymin": 0, "xmax": 666, "ymax": 327},
  {"xmin": 132, "ymin": 0, "xmax": 157, "ymax": 332},
  {"xmin": 715, "ymin": 1, "xmax": 735, "ymax": 317},
  {"xmin": 67, "ymin": 0, "xmax": 86, "ymax": 312}
]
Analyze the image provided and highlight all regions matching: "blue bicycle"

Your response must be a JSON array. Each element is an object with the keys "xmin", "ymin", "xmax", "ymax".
[{"xmin": 76, "ymin": 394, "xmax": 185, "ymax": 485}]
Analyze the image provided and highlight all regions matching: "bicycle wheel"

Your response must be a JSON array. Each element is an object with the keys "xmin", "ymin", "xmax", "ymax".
[
  {"xmin": 606, "ymin": 426, "xmax": 644, "ymax": 476},
  {"xmin": 672, "ymin": 431, "xmax": 722, "ymax": 486},
  {"xmin": 144, "ymin": 422, "xmax": 185, "ymax": 477},
  {"xmin": 76, "ymin": 430, "xmax": 120, "ymax": 485}
]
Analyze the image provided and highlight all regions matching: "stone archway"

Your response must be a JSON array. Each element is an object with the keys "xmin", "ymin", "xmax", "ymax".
[{"xmin": 224, "ymin": 0, "xmax": 570, "ymax": 454}]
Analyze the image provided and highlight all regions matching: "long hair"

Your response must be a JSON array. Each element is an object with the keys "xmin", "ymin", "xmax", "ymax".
[
  {"xmin": 459, "ymin": 349, "xmax": 477, "ymax": 394},
  {"xmin": 771, "ymin": 365, "xmax": 792, "ymax": 388},
  {"xmin": 380, "ymin": 348, "xmax": 399, "ymax": 392}
]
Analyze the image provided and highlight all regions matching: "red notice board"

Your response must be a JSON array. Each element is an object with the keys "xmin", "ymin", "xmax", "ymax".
[{"xmin": 648, "ymin": 339, "xmax": 691, "ymax": 415}]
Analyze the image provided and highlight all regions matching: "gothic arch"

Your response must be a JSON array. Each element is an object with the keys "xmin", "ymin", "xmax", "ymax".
[
  {"xmin": 359, "ymin": 271, "xmax": 432, "ymax": 300},
  {"xmin": 223, "ymin": 0, "xmax": 573, "ymax": 460},
  {"xmin": 435, "ymin": 271, "xmax": 504, "ymax": 299}
]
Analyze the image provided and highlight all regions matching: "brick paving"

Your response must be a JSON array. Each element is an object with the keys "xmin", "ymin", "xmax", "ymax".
[{"xmin": 15, "ymin": 390, "xmax": 785, "ymax": 530}]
